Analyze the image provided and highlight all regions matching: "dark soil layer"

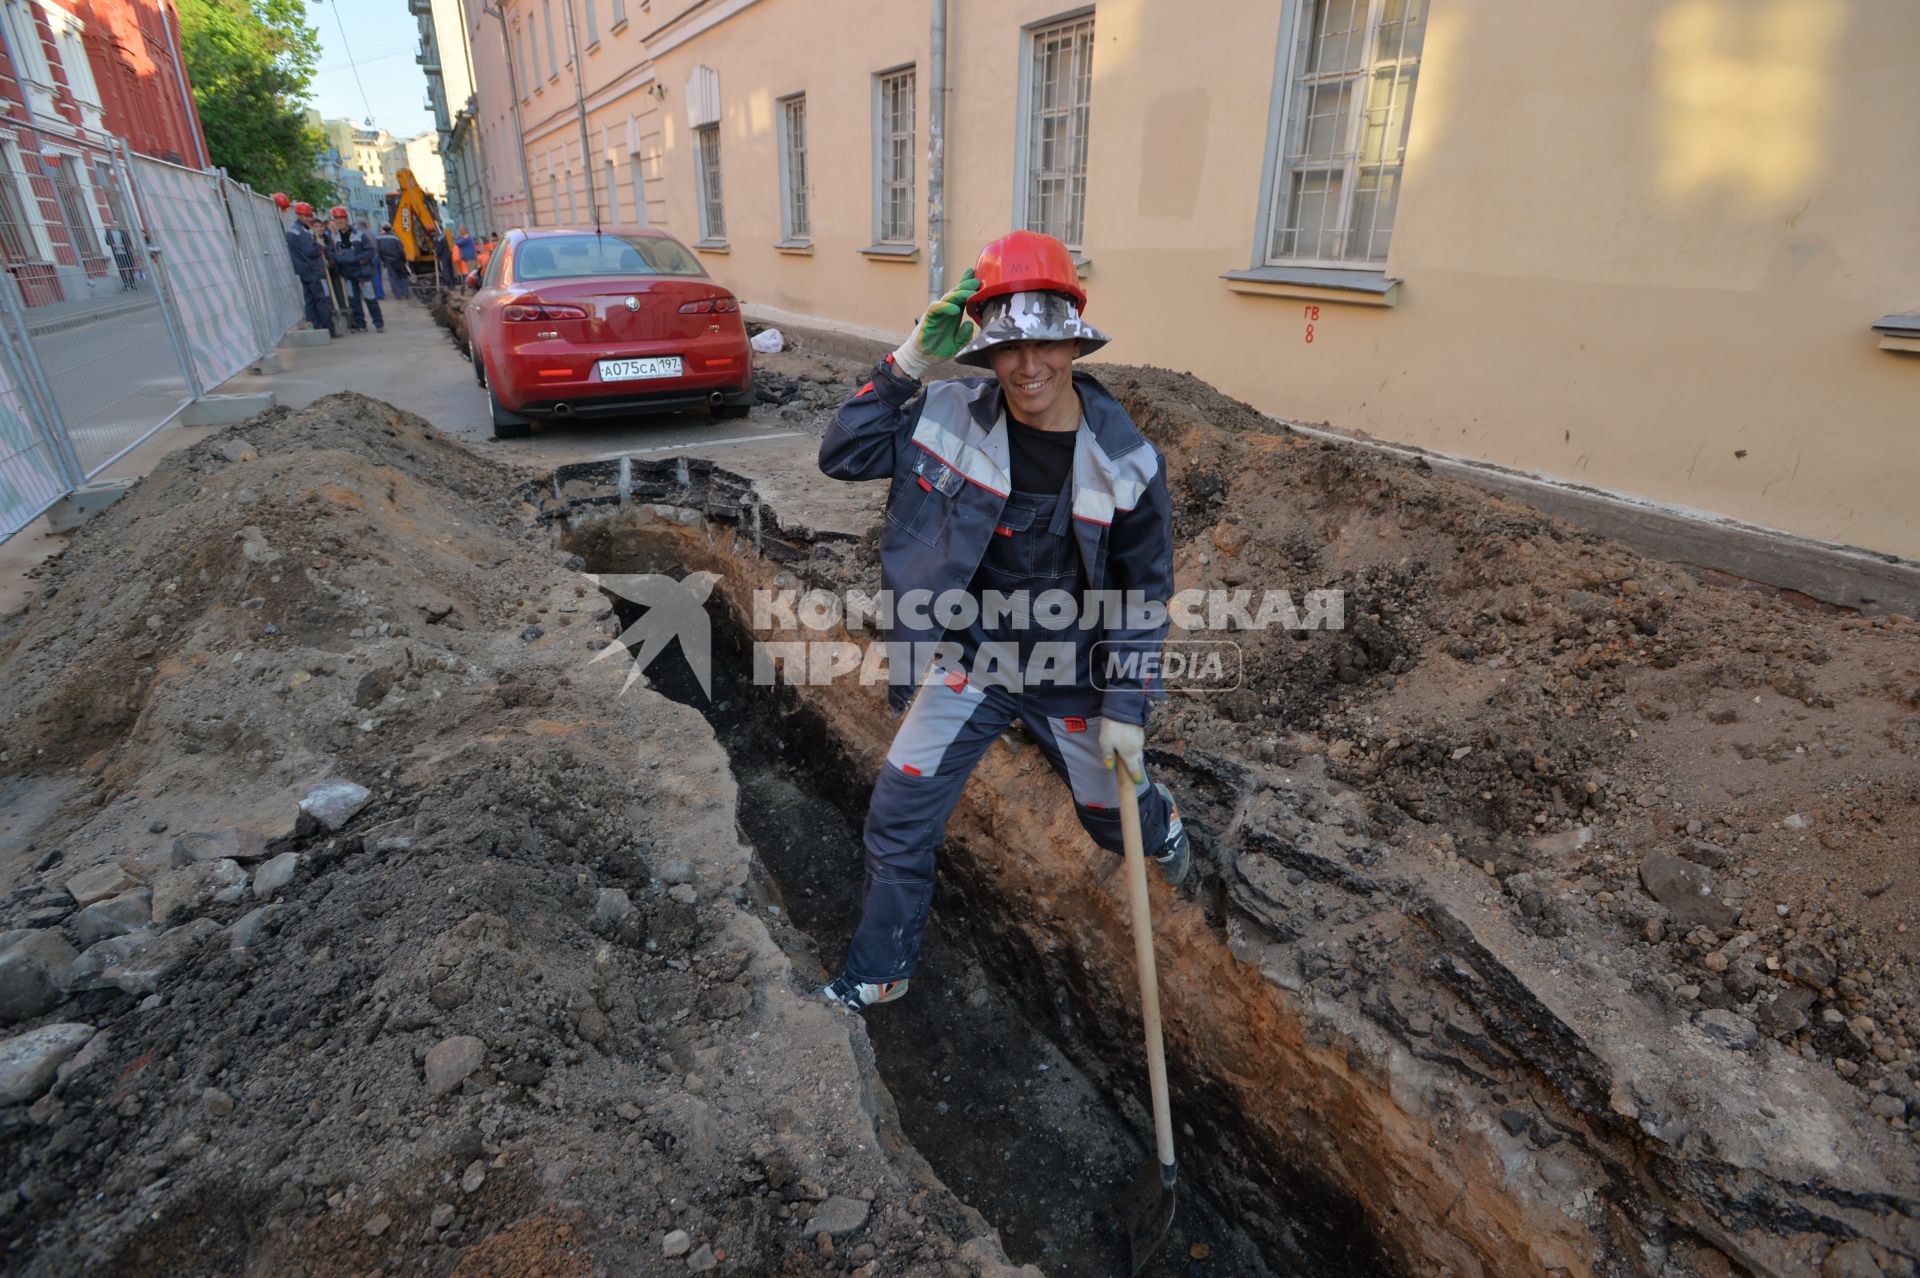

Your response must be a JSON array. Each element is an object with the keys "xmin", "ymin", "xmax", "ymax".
[{"xmin": 591, "ymin": 533, "xmax": 1383, "ymax": 1277}]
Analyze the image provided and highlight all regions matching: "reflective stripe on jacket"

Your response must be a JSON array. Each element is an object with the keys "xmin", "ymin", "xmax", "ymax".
[{"xmin": 820, "ymin": 355, "xmax": 1174, "ymax": 723}]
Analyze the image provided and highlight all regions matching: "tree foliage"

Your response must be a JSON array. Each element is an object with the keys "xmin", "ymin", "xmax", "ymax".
[{"xmin": 180, "ymin": 0, "xmax": 328, "ymax": 201}]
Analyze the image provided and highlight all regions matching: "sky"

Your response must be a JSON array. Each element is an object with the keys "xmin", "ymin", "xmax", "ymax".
[{"xmin": 306, "ymin": 0, "xmax": 437, "ymax": 140}]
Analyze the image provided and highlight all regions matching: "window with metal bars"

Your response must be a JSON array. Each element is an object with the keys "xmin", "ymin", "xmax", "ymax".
[
  {"xmin": 874, "ymin": 68, "xmax": 914, "ymax": 244},
  {"xmin": 0, "ymin": 144, "xmax": 36, "ymax": 264},
  {"xmin": 1266, "ymin": 0, "xmax": 1425, "ymax": 267},
  {"xmin": 1023, "ymin": 14, "xmax": 1093, "ymax": 251},
  {"xmin": 778, "ymin": 94, "xmax": 809, "ymax": 241},
  {"xmin": 52, "ymin": 159, "xmax": 101, "ymax": 259},
  {"xmin": 695, "ymin": 123, "xmax": 725, "ymax": 241}
]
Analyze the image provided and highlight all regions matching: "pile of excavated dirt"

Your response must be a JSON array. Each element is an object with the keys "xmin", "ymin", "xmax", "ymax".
[
  {"xmin": 541, "ymin": 353, "xmax": 1920, "ymax": 1277},
  {"xmin": 0, "ymin": 395, "xmax": 1039, "ymax": 1277},
  {"xmin": 1102, "ymin": 366, "xmax": 1920, "ymax": 1090}
]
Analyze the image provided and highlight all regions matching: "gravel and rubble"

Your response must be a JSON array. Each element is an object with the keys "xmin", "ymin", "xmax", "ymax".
[{"xmin": 0, "ymin": 395, "xmax": 1039, "ymax": 1276}]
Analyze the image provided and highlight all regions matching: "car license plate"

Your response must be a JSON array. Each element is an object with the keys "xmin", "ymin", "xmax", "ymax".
[{"xmin": 597, "ymin": 356, "xmax": 682, "ymax": 381}]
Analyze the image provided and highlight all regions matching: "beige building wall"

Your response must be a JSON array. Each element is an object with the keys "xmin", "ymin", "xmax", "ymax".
[
  {"xmin": 463, "ymin": 0, "xmax": 664, "ymax": 235},
  {"xmin": 633, "ymin": 0, "xmax": 1919, "ymax": 561}
]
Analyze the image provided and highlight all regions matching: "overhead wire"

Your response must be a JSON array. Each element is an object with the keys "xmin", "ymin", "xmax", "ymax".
[{"xmin": 322, "ymin": 0, "xmax": 377, "ymax": 126}]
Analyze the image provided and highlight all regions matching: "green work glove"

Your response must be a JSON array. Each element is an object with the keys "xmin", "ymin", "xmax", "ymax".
[{"xmin": 891, "ymin": 269, "xmax": 982, "ymax": 379}]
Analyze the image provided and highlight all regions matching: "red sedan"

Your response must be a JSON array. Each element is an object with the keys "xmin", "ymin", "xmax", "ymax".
[{"xmin": 466, "ymin": 227, "xmax": 754, "ymax": 439}]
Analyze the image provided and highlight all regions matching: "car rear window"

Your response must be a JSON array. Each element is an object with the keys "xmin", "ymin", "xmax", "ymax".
[{"xmin": 511, "ymin": 234, "xmax": 703, "ymax": 281}]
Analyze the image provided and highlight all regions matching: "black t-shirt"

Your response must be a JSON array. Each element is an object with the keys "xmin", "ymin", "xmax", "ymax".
[{"xmin": 1008, "ymin": 415, "xmax": 1076, "ymax": 494}]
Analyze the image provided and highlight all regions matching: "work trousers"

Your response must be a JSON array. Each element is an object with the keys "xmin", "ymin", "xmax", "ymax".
[
  {"xmin": 343, "ymin": 277, "xmax": 383, "ymax": 331},
  {"xmin": 843, "ymin": 479, "xmax": 1172, "ymax": 984},
  {"xmin": 386, "ymin": 263, "xmax": 411, "ymax": 298},
  {"xmin": 843, "ymin": 678, "xmax": 1172, "ymax": 983},
  {"xmin": 300, "ymin": 276, "xmax": 334, "ymax": 331}
]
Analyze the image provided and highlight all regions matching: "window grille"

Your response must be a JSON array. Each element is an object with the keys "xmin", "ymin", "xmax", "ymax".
[
  {"xmin": 876, "ymin": 68, "xmax": 914, "ymax": 243},
  {"xmin": 1267, "ymin": 0, "xmax": 1426, "ymax": 266},
  {"xmin": 1024, "ymin": 14, "xmax": 1094, "ymax": 250},
  {"xmin": 695, "ymin": 123, "xmax": 724, "ymax": 240},
  {"xmin": 779, "ymin": 95, "xmax": 809, "ymax": 240}
]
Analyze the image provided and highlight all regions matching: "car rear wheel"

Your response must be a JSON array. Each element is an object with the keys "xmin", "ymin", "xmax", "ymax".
[
  {"xmin": 472, "ymin": 346, "xmax": 486, "ymax": 387},
  {"xmin": 712, "ymin": 403, "xmax": 751, "ymax": 421},
  {"xmin": 487, "ymin": 372, "xmax": 531, "ymax": 440}
]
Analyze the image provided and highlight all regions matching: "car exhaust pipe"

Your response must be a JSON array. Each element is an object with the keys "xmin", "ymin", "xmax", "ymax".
[
  {"xmin": 552, "ymin": 402, "xmax": 572, "ymax": 417},
  {"xmin": 709, "ymin": 392, "xmax": 724, "ymax": 406}
]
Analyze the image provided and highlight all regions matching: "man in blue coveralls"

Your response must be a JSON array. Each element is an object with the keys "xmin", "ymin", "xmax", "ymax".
[
  {"xmin": 284, "ymin": 202, "xmax": 335, "ymax": 337},
  {"xmin": 816, "ymin": 230, "xmax": 1190, "ymax": 1014}
]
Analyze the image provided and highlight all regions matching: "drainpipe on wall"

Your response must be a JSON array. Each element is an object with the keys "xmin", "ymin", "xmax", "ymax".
[
  {"xmin": 560, "ymin": 0, "xmax": 597, "ymax": 226},
  {"xmin": 483, "ymin": 0, "xmax": 537, "ymax": 226},
  {"xmin": 161, "ymin": 2, "xmax": 208, "ymax": 168},
  {"xmin": 927, "ymin": 0, "xmax": 948, "ymax": 303}
]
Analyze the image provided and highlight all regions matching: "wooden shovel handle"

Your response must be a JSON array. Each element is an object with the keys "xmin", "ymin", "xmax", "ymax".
[{"xmin": 1116, "ymin": 767, "xmax": 1176, "ymax": 1171}]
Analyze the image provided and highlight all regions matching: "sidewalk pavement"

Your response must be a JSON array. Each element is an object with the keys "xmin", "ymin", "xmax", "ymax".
[{"xmin": 0, "ymin": 298, "xmax": 485, "ymax": 616}]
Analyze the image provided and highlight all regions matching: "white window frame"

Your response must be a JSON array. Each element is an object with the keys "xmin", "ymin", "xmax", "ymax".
[
  {"xmin": 46, "ymin": 8, "xmax": 102, "ymax": 132},
  {"xmin": 517, "ymin": 24, "xmax": 531, "ymax": 99},
  {"xmin": 583, "ymin": 0, "xmax": 597, "ymax": 46},
  {"xmin": 1012, "ymin": 8, "xmax": 1094, "ymax": 254},
  {"xmin": 776, "ymin": 92, "xmax": 808, "ymax": 244},
  {"xmin": 0, "ymin": 138, "xmax": 53, "ymax": 261},
  {"xmin": 1254, "ymin": 0, "xmax": 1426, "ymax": 271},
  {"xmin": 3, "ymin": 0, "xmax": 54, "ymax": 119},
  {"xmin": 541, "ymin": 0, "xmax": 558, "ymax": 78},
  {"xmin": 870, "ymin": 65, "xmax": 915, "ymax": 246},
  {"xmin": 628, "ymin": 153, "xmax": 647, "ymax": 226},
  {"xmin": 610, "ymin": 0, "xmax": 625, "ymax": 29},
  {"xmin": 693, "ymin": 121, "xmax": 724, "ymax": 243},
  {"xmin": 603, "ymin": 155, "xmax": 616, "ymax": 220}
]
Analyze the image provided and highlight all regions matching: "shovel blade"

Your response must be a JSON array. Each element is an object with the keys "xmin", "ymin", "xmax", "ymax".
[{"xmin": 1125, "ymin": 1157, "xmax": 1177, "ymax": 1275}]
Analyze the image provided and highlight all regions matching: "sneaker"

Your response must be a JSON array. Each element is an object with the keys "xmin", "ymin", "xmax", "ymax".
[
  {"xmin": 821, "ymin": 974, "xmax": 909, "ymax": 1013},
  {"xmin": 1151, "ymin": 783, "xmax": 1191, "ymax": 887}
]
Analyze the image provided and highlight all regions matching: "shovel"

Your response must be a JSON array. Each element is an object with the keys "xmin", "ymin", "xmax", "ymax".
[{"xmin": 1115, "ymin": 770, "xmax": 1177, "ymax": 1274}]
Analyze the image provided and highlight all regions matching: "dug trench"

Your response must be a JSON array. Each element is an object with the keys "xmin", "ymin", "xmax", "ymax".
[
  {"xmin": 550, "ymin": 367, "xmax": 1920, "ymax": 1278},
  {"xmin": 581, "ymin": 528, "xmax": 1386, "ymax": 1278}
]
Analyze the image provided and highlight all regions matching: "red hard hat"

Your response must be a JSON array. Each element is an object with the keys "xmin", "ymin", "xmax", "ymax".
[
  {"xmin": 292, "ymin": 201, "xmax": 313, "ymax": 216},
  {"xmin": 965, "ymin": 230, "xmax": 1086, "ymax": 320},
  {"xmin": 271, "ymin": 192, "xmax": 290, "ymax": 210},
  {"xmin": 330, "ymin": 205, "xmax": 348, "ymax": 220}
]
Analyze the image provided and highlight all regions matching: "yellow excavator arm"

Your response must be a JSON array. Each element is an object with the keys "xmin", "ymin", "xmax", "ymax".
[{"xmin": 384, "ymin": 170, "xmax": 441, "ymax": 268}]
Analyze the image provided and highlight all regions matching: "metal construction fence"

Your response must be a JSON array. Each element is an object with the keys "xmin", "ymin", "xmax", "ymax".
[{"xmin": 0, "ymin": 122, "xmax": 305, "ymax": 543}]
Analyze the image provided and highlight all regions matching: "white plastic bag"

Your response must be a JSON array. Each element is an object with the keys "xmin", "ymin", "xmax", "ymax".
[{"xmin": 749, "ymin": 327, "xmax": 785, "ymax": 354}]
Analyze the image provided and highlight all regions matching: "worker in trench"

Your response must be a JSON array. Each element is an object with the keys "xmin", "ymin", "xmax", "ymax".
[{"xmin": 816, "ymin": 230, "xmax": 1190, "ymax": 1013}]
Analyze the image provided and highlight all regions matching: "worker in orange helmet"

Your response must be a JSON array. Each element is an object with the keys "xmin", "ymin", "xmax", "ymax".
[
  {"xmin": 815, "ymin": 230, "xmax": 1187, "ymax": 1014},
  {"xmin": 283, "ymin": 201, "xmax": 336, "ymax": 335}
]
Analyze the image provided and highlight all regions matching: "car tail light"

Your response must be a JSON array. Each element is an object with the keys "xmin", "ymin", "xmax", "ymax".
[
  {"xmin": 503, "ymin": 303, "xmax": 587, "ymax": 321},
  {"xmin": 677, "ymin": 295, "xmax": 739, "ymax": 314}
]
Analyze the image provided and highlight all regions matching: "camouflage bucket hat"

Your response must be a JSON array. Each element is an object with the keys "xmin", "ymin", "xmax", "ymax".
[{"xmin": 954, "ymin": 290, "xmax": 1110, "ymax": 368}]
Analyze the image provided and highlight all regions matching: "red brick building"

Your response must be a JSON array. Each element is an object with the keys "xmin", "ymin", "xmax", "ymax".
[{"xmin": 0, "ymin": 0, "xmax": 208, "ymax": 304}]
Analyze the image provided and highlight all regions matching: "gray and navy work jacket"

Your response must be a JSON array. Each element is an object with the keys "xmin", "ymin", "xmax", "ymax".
[
  {"xmin": 820, "ymin": 354, "xmax": 1174, "ymax": 724},
  {"xmin": 285, "ymin": 223, "xmax": 327, "ymax": 283},
  {"xmin": 328, "ymin": 227, "xmax": 378, "ymax": 282}
]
